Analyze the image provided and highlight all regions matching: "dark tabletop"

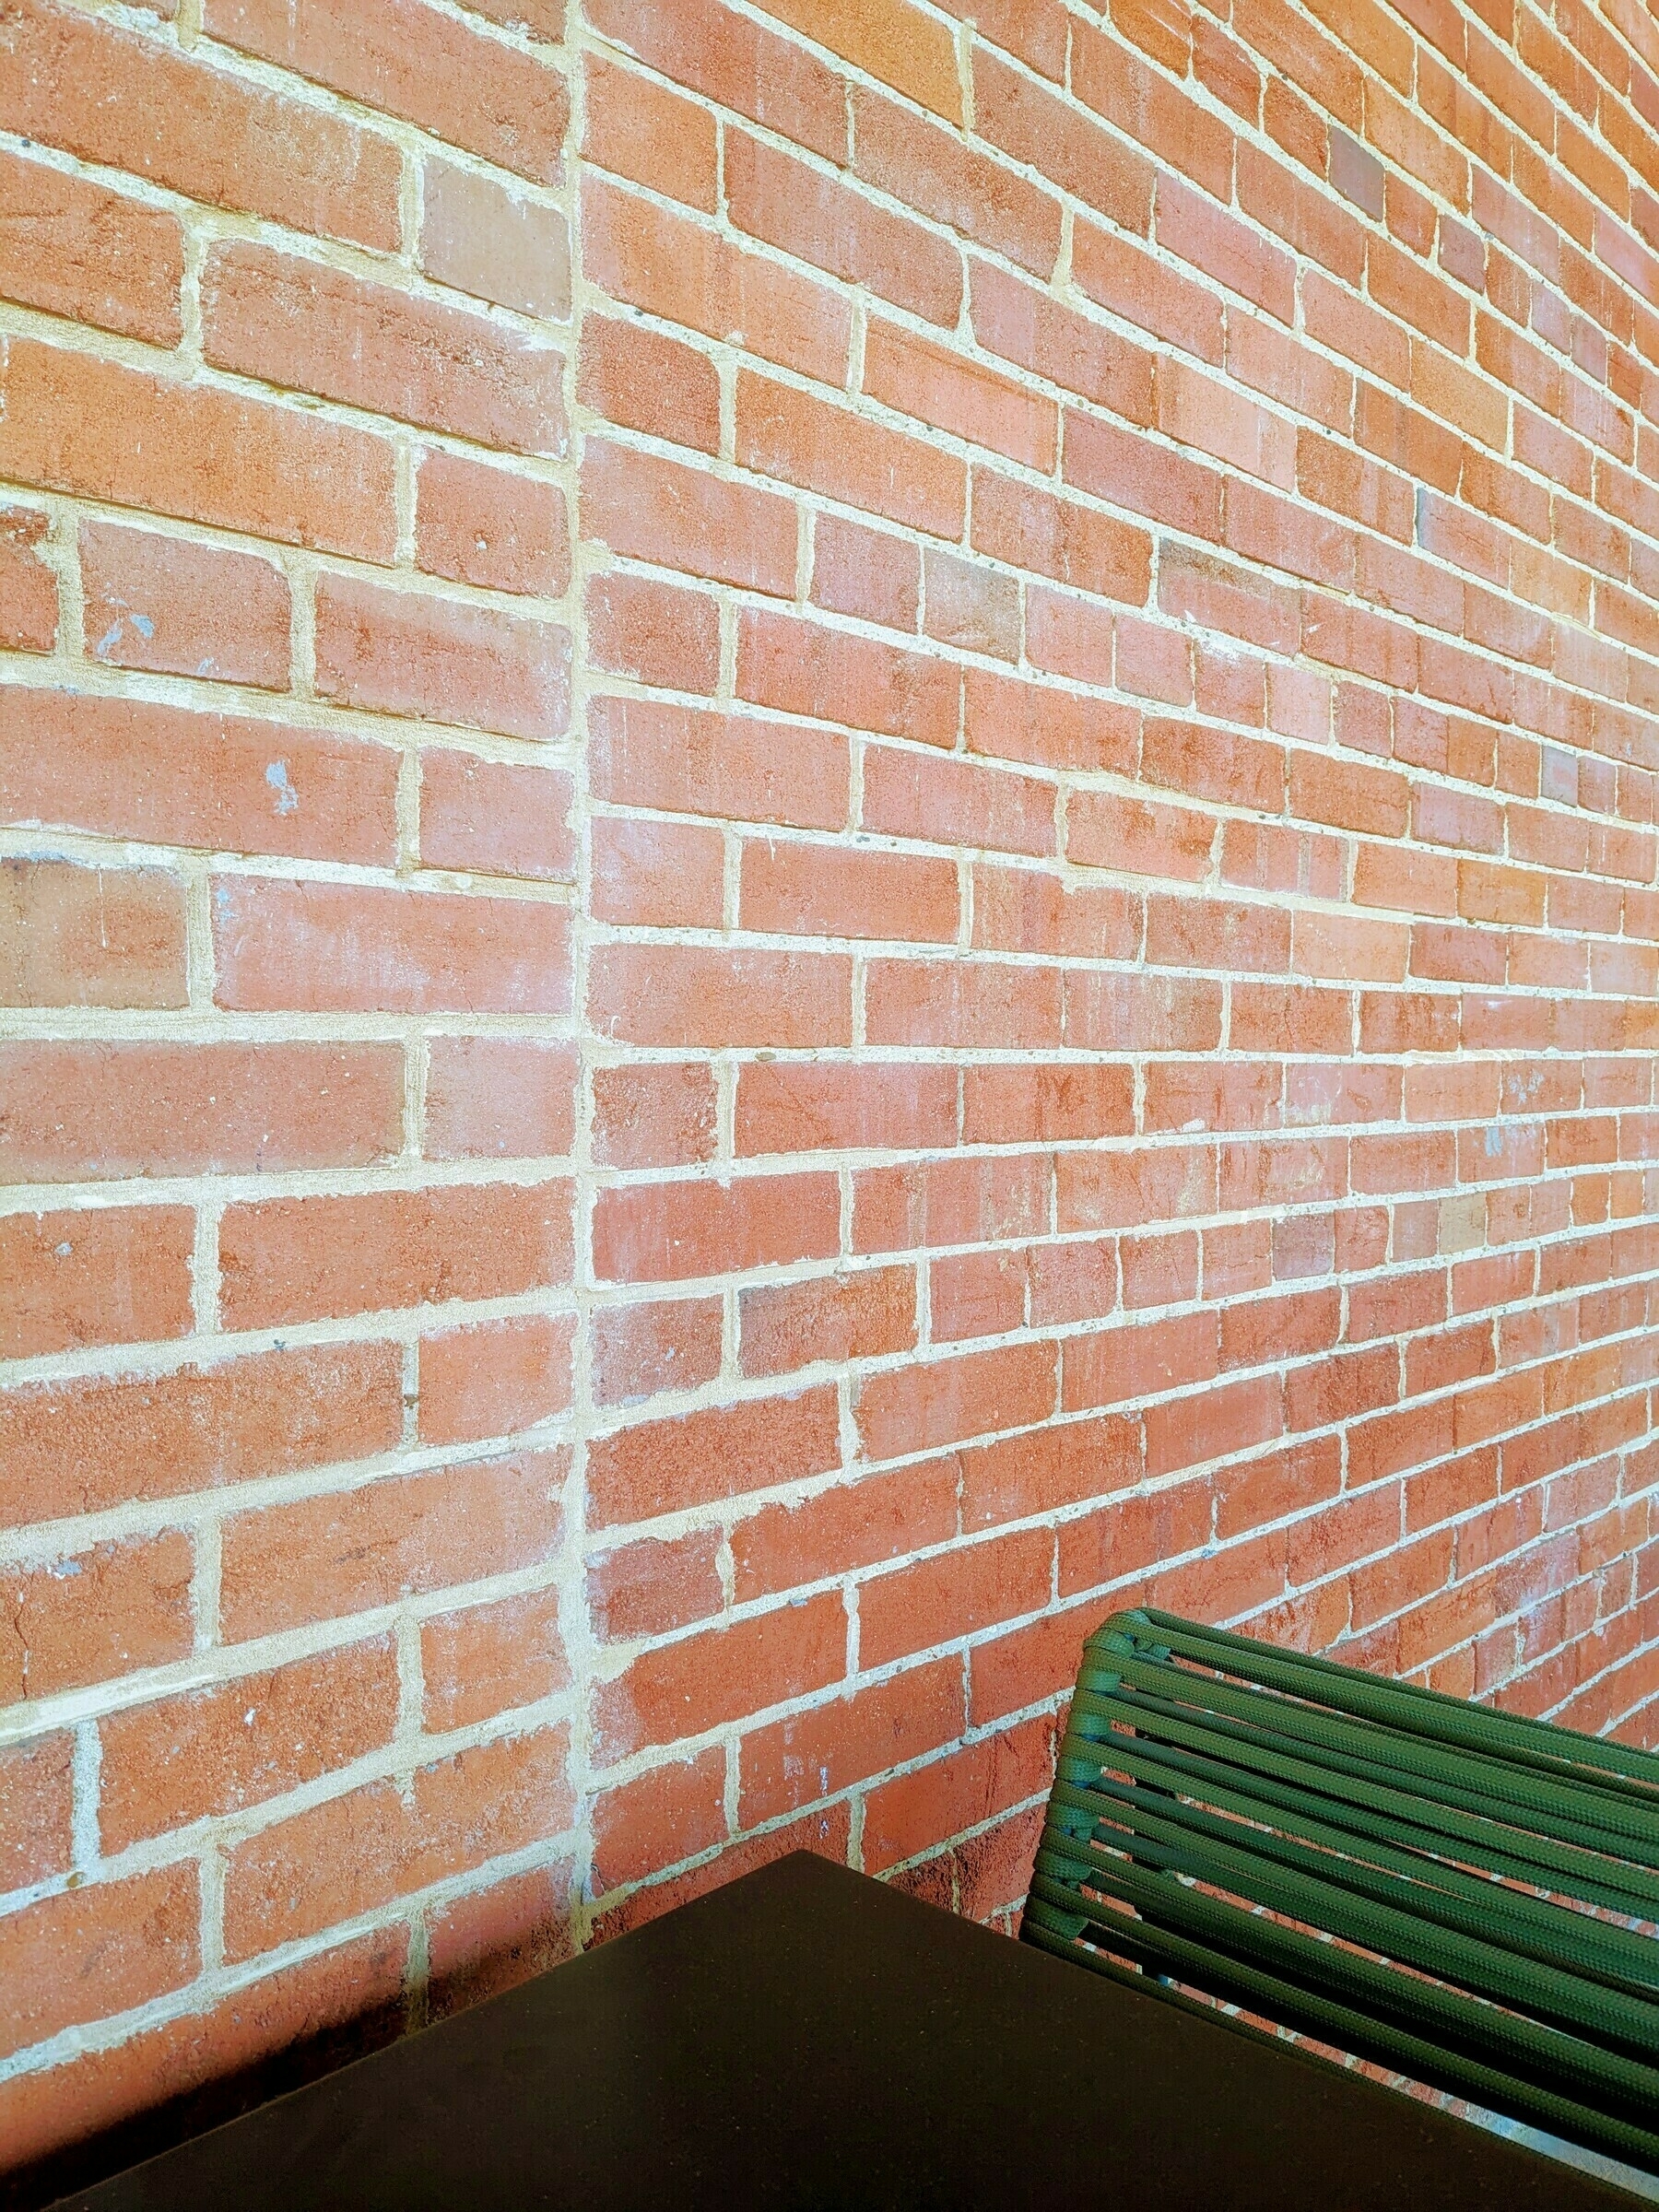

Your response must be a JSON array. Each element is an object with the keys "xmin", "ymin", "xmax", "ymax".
[{"xmin": 58, "ymin": 1851, "xmax": 1647, "ymax": 2209}]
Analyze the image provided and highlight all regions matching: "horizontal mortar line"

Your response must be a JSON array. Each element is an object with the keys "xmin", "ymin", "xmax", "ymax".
[{"xmin": 0, "ymin": 1559, "xmax": 578, "ymax": 1748}]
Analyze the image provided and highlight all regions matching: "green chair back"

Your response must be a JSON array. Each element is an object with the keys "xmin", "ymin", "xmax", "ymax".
[{"xmin": 1022, "ymin": 1607, "xmax": 1659, "ymax": 2175}]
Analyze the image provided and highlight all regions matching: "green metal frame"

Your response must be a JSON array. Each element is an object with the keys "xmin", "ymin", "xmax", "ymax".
[{"xmin": 1022, "ymin": 1607, "xmax": 1659, "ymax": 2174}]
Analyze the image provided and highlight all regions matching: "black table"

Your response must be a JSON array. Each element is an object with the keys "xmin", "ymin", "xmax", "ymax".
[{"xmin": 57, "ymin": 1853, "xmax": 1646, "ymax": 2208}]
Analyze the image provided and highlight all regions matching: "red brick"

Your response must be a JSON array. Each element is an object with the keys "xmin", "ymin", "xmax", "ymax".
[
  {"xmin": 420, "ymin": 753, "xmax": 575, "ymax": 881},
  {"xmin": 588, "ymin": 1529, "xmax": 724, "ymax": 1642},
  {"xmin": 0, "ymin": 1342, "xmax": 403, "ymax": 1530},
  {"xmin": 99, "ymin": 1641, "xmax": 401, "ymax": 1853},
  {"xmin": 591, "ymin": 1750, "xmax": 726, "ymax": 1892},
  {"xmin": 738, "ymin": 368, "xmax": 967, "ymax": 536},
  {"xmin": 0, "ymin": 147, "xmax": 182, "ymax": 345},
  {"xmin": 725, "ymin": 129, "xmax": 961, "ymax": 329},
  {"xmin": 221, "ymin": 1452, "xmax": 566, "ymax": 1643},
  {"xmin": 762, "ymin": 0, "xmax": 960, "ymax": 120},
  {"xmin": 856, "ymin": 1342, "xmax": 1058, "ymax": 1460},
  {"xmin": 592, "ymin": 1064, "xmax": 717, "ymax": 1171},
  {"xmin": 580, "ymin": 313, "xmax": 720, "ymax": 453},
  {"xmin": 206, "ymin": 0, "xmax": 569, "ymax": 182},
  {"xmin": 735, "ymin": 1060, "xmax": 956, "ymax": 1156},
  {"xmin": 0, "ymin": 859, "xmax": 184, "ymax": 1011},
  {"xmin": 422, "ymin": 1587, "xmax": 569, "ymax": 1734},
  {"xmin": 0, "ymin": 1867, "xmax": 199, "ymax": 2061},
  {"xmin": 866, "ymin": 957, "xmax": 1062, "ymax": 1047},
  {"xmin": 0, "ymin": 1533, "xmax": 193, "ymax": 1705},
  {"xmin": 222, "ymin": 1729, "xmax": 572, "ymax": 1960},
  {"xmin": 0, "ymin": 691, "xmax": 397, "ymax": 865},
  {"xmin": 974, "ymin": 49, "xmax": 1152, "ymax": 233},
  {"xmin": 315, "ymin": 574, "xmax": 570, "ymax": 742},
  {"xmin": 1, "ymin": 1204, "xmax": 192, "ymax": 1359},
  {"xmin": 582, "ymin": 53, "xmax": 718, "ymax": 211},
  {"xmin": 0, "ymin": 1040, "xmax": 401, "ymax": 1182},
  {"xmin": 740, "ymin": 1657, "xmax": 964, "ymax": 1825},
  {"xmin": 582, "ymin": 173, "xmax": 850, "ymax": 387},
  {"xmin": 415, "ymin": 451, "xmax": 571, "ymax": 597},
  {"xmin": 861, "ymin": 1527, "xmax": 1053, "ymax": 1668},
  {"xmin": 853, "ymin": 1154, "xmax": 1049, "ymax": 1254},
  {"xmin": 590, "ymin": 696, "xmax": 849, "ymax": 832},
  {"xmin": 862, "ymin": 1712, "xmax": 1053, "ymax": 1873},
  {"xmin": 740, "ymin": 839, "xmax": 958, "ymax": 943},
  {"xmin": 587, "ymin": 572, "xmax": 720, "ymax": 690},
  {"xmin": 960, "ymin": 1414, "xmax": 1143, "ymax": 1530},
  {"xmin": 81, "ymin": 523, "xmax": 290, "ymax": 690},
  {"xmin": 0, "ymin": 1735, "xmax": 73, "ymax": 1891},
  {"xmin": 213, "ymin": 878, "xmax": 571, "ymax": 1016},
  {"xmin": 972, "ymin": 468, "xmax": 1151, "ymax": 604},
  {"xmin": 418, "ymin": 1313, "xmax": 574, "ymax": 1445},
  {"xmin": 592, "ymin": 1296, "xmax": 724, "ymax": 1406},
  {"xmin": 740, "ymin": 1267, "xmax": 917, "ymax": 1377},
  {"xmin": 0, "ymin": 502, "xmax": 55, "ymax": 651},
  {"xmin": 592, "ymin": 1593, "xmax": 846, "ymax": 1760},
  {"xmin": 425, "ymin": 1040, "xmax": 577, "ymax": 1161},
  {"xmin": 582, "ymin": 438, "xmax": 797, "ymax": 595},
  {"xmin": 863, "ymin": 747, "xmax": 1056, "ymax": 860},
  {"xmin": 739, "ymin": 606, "xmax": 960, "ymax": 747},
  {"xmin": 428, "ymin": 1866, "xmax": 571, "ymax": 2019},
  {"xmin": 588, "ymin": 1386, "xmax": 842, "ymax": 1527},
  {"xmin": 2, "ymin": 0, "xmax": 401, "ymax": 248},
  {"xmin": 853, "ymin": 87, "xmax": 1059, "ymax": 276},
  {"xmin": 219, "ymin": 1182, "xmax": 572, "ymax": 1329},
  {"xmin": 592, "ymin": 943, "xmax": 850, "ymax": 1050},
  {"xmin": 732, "ymin": 1462, "xmax": 959, "ymax": 1602},
  {"xmin": 419, "ymin": 158, "xmax": 570, "ymax": 320},
  {"xmin": 16, "ymin": 342, "xmax": 365, "ymax": 582},
  {"xmin": 586, "ymin": 0, "xmax": 845, "ymax": 164}
]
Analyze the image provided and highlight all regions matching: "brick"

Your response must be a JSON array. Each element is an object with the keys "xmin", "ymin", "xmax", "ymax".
[
  {"xmin": 738, "ymin": 368, "xmax": 967, "ymax": 537},
  {"xmin": 0, "ymin": 859, "xmax": 184, "ymax": 1011},
  {"xmin": 206, "ymin": 0, "xmax": 569, "ymax": 182},
  {"xmin": 0, "ymin": 147, "xmax": 182, "ymax": 346},
  {"xmin": 862, "ymin": 747, "xmax": 1055, "ymax": 860},
  {"xmin": 740, "ymin": 1267, "xmax": 917, "ymax": 1377},
  {"xmin": 222, "ymin": 1728, "xmax": 571, "ymax": 1960},
  {"xmin": 0, "ymin": 1039, "xmax": 403, "ymax": 1184},
  {"xmin": 740, "ymin": 607, "xmax": 960, "ymax": 747},
  {"xmin": 591, "ymin": 943, "xmax": 850, "ymax": 1049},
  {"xmin": 592, "ymin": 1594, "xmax": 846, "ymax": 1760},
  {"xmin": 732, "ymin": 1462, "xmax": 958, "ymax": 1602},
  {"xmin": 0, "ymin": 502, "xmax": 55, "ymax": 651},
  {"xmin": 0, "ymin": 337, "xmax": 396, "ymax": 560},
  {"xmin": 422, "ymin": 1586, "xmax": 570, "ymax": 1735},
  {"xmin": 586, "ymin": 0, "xmax": 845, "ymax": 165},
  {"xmin": 760, "ymin": 0, "xmax": 960, "ymax": 121},
  {"xmin": 974, "ymin": 49, "xmax": 1152, "ymax": 233},
  {"xmin": 420, "ymin": 159, "xmax": 570, "ymax": 320},
  {"xmin": 0, "ymin": 1735, "xmax": 73, "ymax": 1891},
  {"xmin": 218, "ymin": 1182, "xmax": 572, "ymax": 1329},
  {"xmin": 865, "ymin": 957, "xmax": 1062, "ymax": 1047},
  {"xmin": 81, "ymin": 523, "xmax": 291, "ymax": 690},
  {"xmin": 853, "ymin": 88, "xmax": 1060, "ymax": 277},
  {"xmin": 99, "ymin": 1641, "xmax": 401, "ymax": 1853},
  {"xmin": 213, "ymin": 878, "xmax": 571, "ymax": 1015},
  {"xmin": 862, "ymin": 1712, "xmax": 1053, "ymax": 1873},
  {"xmin": 585, "ymin": 301, "xmax": 719, "ymax": 446},
  {"xmin": 428, "ymin": 1866, "xmax": 572, "ymax": 2019},
  {"xmin": 204, "ymin": 244, "xmax": 566, "ymax": 456},
  {"xmin": 1, "ymin": 1204, "xmax": 192, "ymax": 1359},
  {"xmin": 420, "ymin": 753, "xmax": 575, "ymax": 880},
  {"xmin": 588, "ymin": 1385, "xmax": 842, "ymax": 1527},
  {"xmin": 221, "ymin": 1452, "xmax": 566, "ymax": 1644},
  {"xmin": 740, "ymin": 1658, "xmax": 964, "ymax": 1825},
  {"xmin": 591, "ymin": 1750, "xmax": 726, "ymax": 1892},
  {"xmin": 735, "ymin": 1061, "xmax": 956, "ymax": 1156},
  {"xmin": 0, "ymin": 1533, "xmax": 193, "ymax": 1705},
  {"xmin": 590, "ymin": 696, "xmax": 848, "ymax": 831},
  {"xmin": 811, "ymin": 512, "xmax": 921, "ymax": 630},
  {"xmin": 593, "ymin": 1064, "xmax": 717, "ymax": 1171},
  {"xmin": 0, "ymin": 1342, "xmax": 403, "ymax": 1531},
  {"xmin": 725, "ymin": 128, "xmax": 961, "ymax": 328},
  {"xmin": 587, "ymin": 572, "xmax": 720, "ymax": 689},
  {"xmin": 861, "ymin": 1527, "xmax": 1053, "ymax": 1668},
  {"xmin": 1, "ymin": 0, "xmax": 401, "ymax": 249},
  {"xmin": 582, "ymin": 174, "xmax": 850, "ymax": 387},
  {"xmin": 593, "ymin": 815, "xmax": 724, "ymax": 929},
  {"xmin": 588, "ymin": 1528, "xmax": 724, "ymax": 1643},
  {"xmin": 418, "ymin": 1313, "xmax": 573, "ymax": 1445},
  {"xmin": 593, "ymin": 1295, "xmax": 724, "ymax": 1407},
  {"xmin": 0, "ymin": 1868, "xmax": 199, "ymax": 2062},
  {"xmin": 856, "ymin": 1342, "xmax": 1058, "ymax": 1460},
  {"xmin": 972, "ymin": 468, "xmax": 1152, "ymax": 604},
  {"xmin": 415, "ymin": 451, "xmax": 571, "ymax": 598},
  {"xmin": 425, "ymin": 1040, "xmax": 577, "ymax": 1161},
  {"xmin": 582, "ymin": 438, "xmax": 797, "ymax": 595},
  {"xmin": 582, "ymin": 53, "xmax": 718, "ymax": 212},
  {"xmin": 864, "ymin": 320, "xmax": 1057, "ymax": 472},
  {"xmin": 740, "ymin": 838, "xmax": 958, "ymax": 943}
]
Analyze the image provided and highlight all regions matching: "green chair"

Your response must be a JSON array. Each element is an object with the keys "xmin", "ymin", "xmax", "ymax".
[{"xmin": 1023, "ymin": 1607, "xmax": 1659, "ymax": 2175}]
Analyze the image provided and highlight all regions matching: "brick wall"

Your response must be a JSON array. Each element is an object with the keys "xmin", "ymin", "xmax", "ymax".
[{"xmin": 5, "ymin": 0, "xmax": 1659, "ymax": 2187}]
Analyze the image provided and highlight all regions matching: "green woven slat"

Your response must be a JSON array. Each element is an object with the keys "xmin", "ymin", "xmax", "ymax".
[{"xmin": 1024, "ymin": 1608, "xmax": 1659, "ymax": 2178}]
